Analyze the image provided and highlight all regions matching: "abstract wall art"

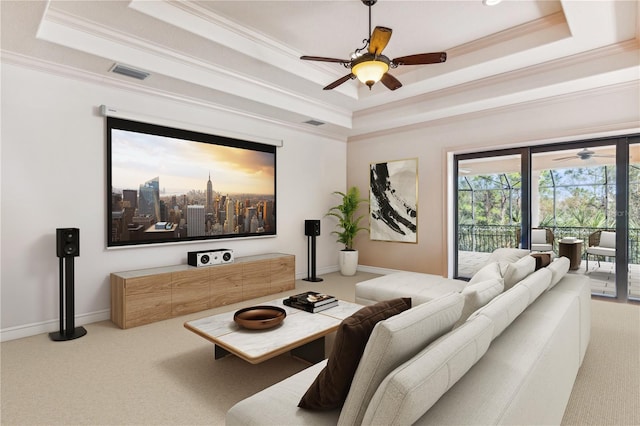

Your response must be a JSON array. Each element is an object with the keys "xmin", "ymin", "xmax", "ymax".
[{"xmin": 369, "ymin": 158, "xmax": 418, "ymax": 243}]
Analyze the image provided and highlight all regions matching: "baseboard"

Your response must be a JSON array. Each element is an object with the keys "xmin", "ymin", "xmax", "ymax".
[
  {"xmin": 1, "ymin": 309, "xmax": 111, "ymax": 342},
  {"xmin": 3, "ymin": 266, "xmax": 390, "ymax": 342},
  {"xmin": 296, "ymin": 265, "xmax": 399, "ymax": 280},
  {"xmin": 357, "ymin": 265, "xmax": 402, "ymax": 275},
  {"xmin": 295, "ymin": 265, "xmax": 339, "ymax": 280}
]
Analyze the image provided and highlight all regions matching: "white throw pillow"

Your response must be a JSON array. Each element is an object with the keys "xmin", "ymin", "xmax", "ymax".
[
  {"xmin": 501, "ymin": 255, "xmax": 536, "ymax": 290},
  {"xmin": 469, "ymin": 262, "xmax": 502, "ymax": 285},
  {"xmin": 599, "ymin": 231, "xmax": 616, "ymax": 248},
  {"xmin": 486, "ymin": 248, "xmax": 531, "ymax": 264},
  {"xmin": 532, "ymin": 229, "xmax": 547, "ymax": 244},
  {"xmin": 454, "ymin": 278, "xmax": 504, "ymax": 328},
  {"xmin": 547, "ymin": 256, "xmax": 570, "ymax": 289}
]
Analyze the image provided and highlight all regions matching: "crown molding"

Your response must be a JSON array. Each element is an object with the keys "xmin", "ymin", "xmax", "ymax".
[
  {"xmin": 129, "ymin": 0, "xmax": 359, "ymax": 99},
  {"xmin": 1, "ymin": 51, "xmax": 349, "ymax": 142},
  {"xmin": 336, "ymin": 11, "xmax": 573, "ymax": 111},
  {"xmin": 36, "ymin": 6, "xmax": 353, "ymax": 129},
  {"xmin": 348, "ymin": 80, "xmax": 640, "ymax": 142},
  {"xmin": 448, "ymin": 11, "xmax": 568, "ymax": 57},
  {"xmin": 351, "ymin": 40, "xmax": 640, "ymax": 135}
]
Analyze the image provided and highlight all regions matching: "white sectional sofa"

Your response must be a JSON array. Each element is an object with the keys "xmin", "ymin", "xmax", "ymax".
[{"xmin": 226, "ymin": 250, "xmax": 590, "ymax": 425}]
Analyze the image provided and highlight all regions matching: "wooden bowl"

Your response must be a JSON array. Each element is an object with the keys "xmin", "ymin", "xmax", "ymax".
[{"xmin": 233, "ymin": 306, "xmax": 286, "ymax": 330}]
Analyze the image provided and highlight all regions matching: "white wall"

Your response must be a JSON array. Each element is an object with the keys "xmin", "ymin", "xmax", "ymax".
[
  {"xmin": 348, "ymin": 82, "xmax": 640, "ymax": 276},
  {"xmin": 0, "ymin": 63, "xmax": 347, "ymax": 340}
]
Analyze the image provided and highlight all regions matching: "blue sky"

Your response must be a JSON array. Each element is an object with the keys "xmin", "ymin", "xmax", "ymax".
[{"xmin": 111, "ymin": 129, "xmax": 275, "ymax": 196}]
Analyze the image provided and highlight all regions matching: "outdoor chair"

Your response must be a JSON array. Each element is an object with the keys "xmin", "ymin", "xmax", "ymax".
[
  {"xmin": 516, "ymin": 228, "xmax": 554, "ymax": 252},
  {"xmin": 586, "ymin": 230, "xmax": 616, "ymax": 271}
]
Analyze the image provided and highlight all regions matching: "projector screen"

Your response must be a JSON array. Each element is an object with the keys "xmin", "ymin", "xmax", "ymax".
[{"xmin": 106, "ymin": 117, "xmax": 277, "ymax": 247}]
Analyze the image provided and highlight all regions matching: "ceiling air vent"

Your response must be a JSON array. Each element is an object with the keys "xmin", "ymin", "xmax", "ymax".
[
  {"xmin": 304, "ymin": 119, "xmax": 325, "ymax": 126},
  {"xmin": 110, "ymin": 63, "xmax": 150, "ymax": 80}
]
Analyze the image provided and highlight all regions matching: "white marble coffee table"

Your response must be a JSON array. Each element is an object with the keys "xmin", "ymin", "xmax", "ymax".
[{"xmin": 184, "ymin": 298, "xmax": 363, "ymax": 364}]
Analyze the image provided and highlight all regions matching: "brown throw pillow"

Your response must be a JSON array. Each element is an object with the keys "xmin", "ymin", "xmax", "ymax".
[
  {"xmin": 529, "ymin": 253, "xmax": 551, "ymax": 271},
  {"xmin": 298, "ymin": 297, "xmax": 411, "ymax": 410}
]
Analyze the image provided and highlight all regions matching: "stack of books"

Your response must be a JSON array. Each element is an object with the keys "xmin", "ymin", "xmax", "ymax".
[{"xmin": 283, "ymin": 291, "xmax": 338, "ymax": 313}]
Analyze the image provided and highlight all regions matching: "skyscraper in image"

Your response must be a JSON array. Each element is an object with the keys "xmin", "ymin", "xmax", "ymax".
[
  {"xmin": 138, "ymin": 177, "xmax": 160, "ymax": 219},
  {"xmin": 225, "ymin": 197, "xmax": 235, "ymax": 234},
  {"xmin": 206, "ymin": 172, "xmax": 213, "ymax": 214}
]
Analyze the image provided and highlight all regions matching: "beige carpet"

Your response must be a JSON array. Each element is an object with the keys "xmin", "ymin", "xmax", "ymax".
[
  {"xmin": 1, "ymin": 271, "xmax": 639, "ymax": 425},
  {"xmin": 561, "ymin": 299, "xmax": 640, "ymax": 425}
]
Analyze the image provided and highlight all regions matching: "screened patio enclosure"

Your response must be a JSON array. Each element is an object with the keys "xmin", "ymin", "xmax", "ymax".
[{"xmin": 455, "ymin": 140, "xmax": 640, "ymax": 301}]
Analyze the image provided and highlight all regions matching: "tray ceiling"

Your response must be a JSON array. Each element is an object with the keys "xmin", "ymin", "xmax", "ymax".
[{"xmin": 1, "ymin": 0, "xmax": 638, "ymax": 139}]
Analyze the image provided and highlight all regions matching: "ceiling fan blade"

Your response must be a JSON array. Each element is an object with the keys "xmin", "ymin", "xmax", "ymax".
[
  {"xmin": 392, "ymin": 52, "xmax": 447, "ymax": 66},
  {"xmin": 552, "ymin": 155, "xmax": 579, "ymax": 161},
  {"xmin": 300, "ymin": 55, "xmax": 350, "ymax": 64},
  {"xmin": 368, "ymin": 26, "xmax": 392, "ymax": 56},
  {"xmin": 323, "ymin": 74, "xmax": 355, "ymax": 90},
  {"xmin": 381, "ymin": 73, "xmax": 402, "ymax": 91}
]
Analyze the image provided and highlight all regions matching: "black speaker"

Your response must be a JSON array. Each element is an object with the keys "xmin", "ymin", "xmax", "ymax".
[
  {"xmin": 56, "ymin": 228, "xmax": 80, "ymax": 258},
  {"xmin": 304, "ymin": 220, "xmax": 320, "ymax": 236},
  {"xmin": 303, "ymin": 220, "xmax": 323, "ymax": 282}
]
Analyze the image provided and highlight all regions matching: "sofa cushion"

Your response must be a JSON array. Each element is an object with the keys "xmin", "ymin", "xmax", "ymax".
[
  {"xmin": 547, "ymin": 256, "xmax": 570, "ymax": 289},
  {"xmin": 362, "ymin": 315, "xmax": 494, "ymax": 426},
  {"xmin": 298, "ymin": 298, "xmax": 411, "ymax": 410},
  {"xmin": 514, "ymin": 267, "xmax": 552, "ymax": 305},
  {"xmin": 454, "ymin": 278, "xmax": 504, "ymax": 328},
  {"xmin": 226, "ymin": 360, "xmax": 341, "ymax": 426},
  {"xmin": 469, "ymin": 262, "xmax": 502, "ymax": 285},
  {"xmin": 338, "ymin": 292, "xmax": 464, "ymax": 426},
  {"xmin": 414, "ymin": 278, "xmax": 588, "ymax": 426},
  {"xmin": 486, "ymin": 248, "xmax": 531, "ymax": 264},
  {"xmin": 468, "ymin": 284, "xmax": 531, "ymax": 340},
  {"xmin": 501, "ymin": 254, "xmax": 536, "ymax": 290}
]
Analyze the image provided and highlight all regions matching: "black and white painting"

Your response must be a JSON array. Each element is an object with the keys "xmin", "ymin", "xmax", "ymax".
[{"xmin": 369, "ymin": 158, "xmax": 418, "ymax": 243}]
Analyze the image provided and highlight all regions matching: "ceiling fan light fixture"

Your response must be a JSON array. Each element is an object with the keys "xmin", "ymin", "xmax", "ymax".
[
  {"xmin": 352, "ymin": 58, "xmax": 389, "ymax": 89},
  {"xmin": 300, "ymin": 0, "xmax": 446, "ymax": 92}
]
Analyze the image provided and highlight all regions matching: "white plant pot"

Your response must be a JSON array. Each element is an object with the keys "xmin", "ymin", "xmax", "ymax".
[{"xmin": 339, "ymin": 250, "xmax": 358, "ymax": 276}]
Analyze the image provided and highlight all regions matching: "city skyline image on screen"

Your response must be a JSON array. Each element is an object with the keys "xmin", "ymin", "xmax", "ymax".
[{"xmin": 107, "ymin": 117, "xmax": 276, "ymax": 247}]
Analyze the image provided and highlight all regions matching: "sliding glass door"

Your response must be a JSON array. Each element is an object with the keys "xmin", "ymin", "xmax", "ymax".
[
  {"xmin": 629, "ymin": 141, "xmax": 640, "ymax": 301},
  {"xmin": 531, "ymin": 144, "xmax": 617, "ymax": 297},
  {"xmin": 455, "ymin": 150, "xmax": 524, "ymax": 279},
  {"xmin": 454, "ymin": 135, "xmax": 639, "ymax": 302}
]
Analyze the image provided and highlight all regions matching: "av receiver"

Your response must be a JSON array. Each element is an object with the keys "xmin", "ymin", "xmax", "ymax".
[{"xmin": 187, "ymin": 249, "xmax": 234, "ymax": 267}]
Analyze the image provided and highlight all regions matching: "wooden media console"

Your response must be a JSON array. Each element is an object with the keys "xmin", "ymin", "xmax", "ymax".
[{"xmin": 110, "ymin": 253, "xmax": 295, "ymax": 329}]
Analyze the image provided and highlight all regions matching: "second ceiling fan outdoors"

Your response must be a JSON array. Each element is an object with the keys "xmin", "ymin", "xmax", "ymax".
[
  {"xmin": 300, "ymin": 0, "xmax": 447, "ymax": 91},
  {"xmin": 552, "ymin": 148, "xmax": 616, "ymax": 162}
]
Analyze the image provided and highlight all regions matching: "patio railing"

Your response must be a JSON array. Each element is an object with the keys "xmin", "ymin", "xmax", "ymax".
[
  {"xmin": 458, "ymin": 225, "xmax": 640, "ymax": 264},
  {"xmin": 458, "ymin": 225, "xmax": 519, "ymax": 253}
]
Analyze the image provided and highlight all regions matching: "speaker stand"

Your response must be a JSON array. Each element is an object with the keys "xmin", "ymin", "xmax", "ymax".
[
  {"xmin": 49, "ymin": 257, "xmax": 87, "ymax": 341},
  {"xmin": 303, "ymin": 235, "xmax": 323, "ymax": 283}
]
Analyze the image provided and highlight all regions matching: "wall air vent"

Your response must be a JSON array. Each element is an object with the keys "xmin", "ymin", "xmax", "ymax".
[
  {"xmin": 110, "ymin": 63, "xmax": 150, "ymax": 80},
  {"xmin": 304, "ymin": 119, "xmax": 325, "ymax": 126}
]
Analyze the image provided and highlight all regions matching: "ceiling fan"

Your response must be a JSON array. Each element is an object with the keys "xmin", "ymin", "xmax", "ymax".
[
  {"xmin": 300, "ymin": 0, "xmax": 447, "ymax": 91},
  {"xmin": 552, "ymin": 148, "xmax": 616, "ymax": 162}
]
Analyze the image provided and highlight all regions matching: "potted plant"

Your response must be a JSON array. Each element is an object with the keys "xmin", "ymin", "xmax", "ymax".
[{"xmin": 326, "ymin": 186, "xmax": 369, "ymax": 276}]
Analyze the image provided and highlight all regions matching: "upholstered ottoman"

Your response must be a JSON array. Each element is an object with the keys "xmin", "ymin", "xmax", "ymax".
[{"xmin": 355, "ymin": 271, "xmax": 466, "ymax": 306}]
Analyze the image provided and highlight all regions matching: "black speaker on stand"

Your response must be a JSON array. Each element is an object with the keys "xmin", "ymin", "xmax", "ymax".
[
  {"xmin": 50, "ymin": 228, "xmax": 87, "ymax": 341},
  {"xmin": 303, "ymin": 220, "xmax": 323, "ymax": 282}
]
